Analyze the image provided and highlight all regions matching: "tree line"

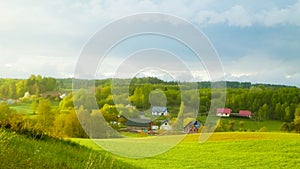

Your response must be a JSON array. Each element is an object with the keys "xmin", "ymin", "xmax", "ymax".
[{"xmin": 1, "ymin": 75, "xmax": 300, "ymax": 138}]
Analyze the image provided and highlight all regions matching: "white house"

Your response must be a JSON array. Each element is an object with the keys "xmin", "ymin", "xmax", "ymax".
[
  {"xmin": 151, "ymin": 106, "xmax": 168, "ymax": 116},
  {"xmin": 160, "ymin": 120, "xmax": 172, "ymax": 131},
  {"xmin": 216, "ymin": 108, "xmax": 232, "ymax": 117}
]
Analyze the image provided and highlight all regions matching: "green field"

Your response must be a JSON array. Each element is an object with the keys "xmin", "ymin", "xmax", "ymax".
[
  {"xmin": 73, "ymin": 132, "xmax": 300, "ymax": 168},
  {"xmin": 219, "ymin": 118, "xmax": 282, "ymax": 131},
  {"xmin": 10, "ymin": 102, "xmax": 33, "ymax": 115},
  {"xmin": 9, "ymin": 100, "xmax": 59, "ymax": 116}
]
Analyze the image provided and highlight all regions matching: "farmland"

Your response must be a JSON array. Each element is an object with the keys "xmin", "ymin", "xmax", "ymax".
[{"xmin": 73, "ymin": 132, "xmax": 300, "ymax": 169}]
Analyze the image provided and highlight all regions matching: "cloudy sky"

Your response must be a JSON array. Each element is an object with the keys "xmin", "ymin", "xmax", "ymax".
[{"xmin": 1, "ymin": 0, "xmax": 300, "ymax": 87}]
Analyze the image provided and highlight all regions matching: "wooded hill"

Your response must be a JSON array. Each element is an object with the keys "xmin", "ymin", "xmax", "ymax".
[{"xmin": 1, "ymin": 75, "xmax": 300, "ymax": 138}]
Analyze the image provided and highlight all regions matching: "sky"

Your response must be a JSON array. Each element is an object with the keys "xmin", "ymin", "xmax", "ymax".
[{"xmin": 0, "ymin": 0, "xmax": 300, "ymax": 87}]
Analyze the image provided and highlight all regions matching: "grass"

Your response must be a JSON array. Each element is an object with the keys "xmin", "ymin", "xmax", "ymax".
[
  {"xmin": 73, "ymin": 132, "xmax": 300, "ymax": 169},
  {"xmin": 198, "ymin": 116, "xmax": 283, "ymax": 132},
  {"xmin": 10, "ymin": 102, "xmax": 33, "ymax": 115},
  {"xmin": 0, "ymin": 129, "xmax": 138, "ymax": 169},
  {"xmin": 10, "ymin": 100, "xmax": 60, "ymax": 116},
  {"xmin": 220, "ymin": 118, "xmax": 282, "ymax": 131}
]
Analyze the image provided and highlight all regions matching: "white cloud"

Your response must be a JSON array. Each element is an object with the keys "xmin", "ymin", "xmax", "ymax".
[
  {"xmin": 258, "ymin": 1, "xmax": 300, "ymax": 26},
  {"xmin": 223, "ymin": 55, "xmax": 300, "ymax": 86},
  {"xmin": 196, "ymin": 5, "xmax": 252, "ymax": 27},
  {"xmin": 0, "ymin": 0, "xmax": 299, "ymax": 87},
  {"xmin": 195, "ymin": 0, "xmax": 300, "ymax": 27}
]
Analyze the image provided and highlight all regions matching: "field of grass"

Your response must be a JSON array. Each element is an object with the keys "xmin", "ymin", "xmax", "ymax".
[
  {"xmin": 10, "ymin": 100, "xmax": 60, "ymax": 116},
  {"xmin": 220, "ymin": 118, "xmax": 282, "ymax": 131},
  {"xmin": 198, "ymin": 116, "xmax": 282, "ymax": 132},
  {"xmin": 0, "ymin": 129, "xmax": 137, "ymax": 169},
  {"xmin": 10, "ymin": 102, "xmax": 33, "ymax": 115},
  {"xmin": 73, "ymin": 132, "xmax": 300, "ymax": 168}
]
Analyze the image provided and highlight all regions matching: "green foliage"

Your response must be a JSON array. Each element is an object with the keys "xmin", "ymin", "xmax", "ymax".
[
  {"xmin": 258, "ymin": 104, "xmax": 268, "ymax": 121},
  {"xmin": 2, "ymin": 75, "xmax": 300, "ymax": 138},
  {"xmin": 258, "ymin": 126, "xmax": 268, "ymax": 132},
  {"xmin": 53, "ymin": 109, "xmax": 87, "ymax": 138},
  {"xmin": 0, "ymin": 103, "xmax": 14, "ymax": 127},
  {"xmin": 36, "ymin": 99, "xmax": 55, "ymax": 132}
]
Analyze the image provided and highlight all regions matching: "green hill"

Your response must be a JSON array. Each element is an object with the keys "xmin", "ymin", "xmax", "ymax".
[
  {"xmin": 0, "ymin": 129, "xmax": 137, "ymax": 169},
  {"xmin": 74, "ymin": 132, "xmax": 300, "ymax": 169}
]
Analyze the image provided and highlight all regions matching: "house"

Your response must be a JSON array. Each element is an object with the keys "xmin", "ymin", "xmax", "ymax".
[
  {"xmin": 160, "ymin": 120, "xmax": 172, "ymax": 131},
  {"xmin": 184, "ymin": 121, "xmax": 201, "ymax": 133},
  {"xmin": 23, "ymin": 92, "xmax": 30, "ymax": 99},
  {"xmin": 239, "ymin": 110, "xmax": 252, "ymax": 117},
  {"xmin": 125, "ymin": 118, "xmax": 152, "ymax": 133},
  {"xmin": 59, "ymin": 93, "xmax": 67, "ymax": 99},
  {"xmin": 151, "ymin": 106, "xmax": 168, "ymax": 116},
  {"xmin": 230, "ymin": 110, "xmax": 252, "ymax": 118},
  {"xmin": 216, "ymin": 108, "xmax": 232, "ymax": 117}
]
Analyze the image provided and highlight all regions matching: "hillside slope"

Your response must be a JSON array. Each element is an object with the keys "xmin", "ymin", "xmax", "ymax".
[{"xmin": 0, "ymin": 129, "xmax": 138, "ymax": 169}]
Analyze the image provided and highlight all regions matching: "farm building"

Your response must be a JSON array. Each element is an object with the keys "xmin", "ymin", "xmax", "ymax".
[
  {"xmin": 239, "ymin": 110, "xmax": 252, "ymax": 117},
  {"xmin": 231, "ymin": 110, "xmax": 252, "ymax": 118},
  {"xmin": 216, "ymin": 108, "xmax": 232, "ymax": 117},
  {"xmin": 184, "ymin": 121, "xmax": 201, "ymax": 134},
  {"xmin": 160, "ymin": 120, "xmax": 172, "ymax": 131},
  {"xmin": 151, "ymin": 106, "xmax": 168, "ymax": 116},
  {"xmin": 125, "ymin": 118, "xmax": 152, "ymax": 133}
]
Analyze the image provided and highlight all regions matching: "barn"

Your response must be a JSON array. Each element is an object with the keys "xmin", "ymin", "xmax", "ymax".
[
  {"xmin": 125, "ymin": 118, "xmax": 152, "ymax": 133},
  {"xmin": 238, "ymin": 110, "xmax": 252, "ymax": 117}
]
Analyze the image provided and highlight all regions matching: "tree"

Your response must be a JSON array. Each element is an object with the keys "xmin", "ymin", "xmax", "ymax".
[
  {"xmin": 275, "ymin": 103, "xmax": 283, "ymax": 120},
  {"xmin": 292, "ymin": 116, "xmax": 300, "ymax": 133},
  {"xmin": 130, "ymin": 87, "xmax": 145, "ymax": 109},
  {"xmin": 294, "ymin": 106, "xmax": 300, "ymax": 117},
  {"xmin": 53, "ymin": 109, "xmax": 87, "ymax": 138},
  {"xmin": 100, "ymin": 104, "xmax": 119, "ymax": 122},
  {"xmin": 0, "ymin": 103, "xmax": 14, "ymax": 127},
  {"xmin": 258, "ymin": 104, "xmax": 268, "ymax": 121},
  {"xmin": 173, "ymin": 102, "xmax": 185, "ymax": 131},
  {"xmin": 31, "ymin": 100, "xmax": 38, "ymax": 115},
  {"xmin": 36, "ymin": 99, "xmax": 55, "ymax": 132},
  {"xmin": 284, "ymin": 106, "xmax": 292, "ymax": 122}
]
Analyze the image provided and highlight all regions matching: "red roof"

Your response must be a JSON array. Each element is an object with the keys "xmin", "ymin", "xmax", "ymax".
[
  {"xmin": 217, "ymin": 108, "xmax": 232, "ymax": 114},
  {"xmin": 239, "ymin": 110, "xmax": 251, "ymax": 116}
]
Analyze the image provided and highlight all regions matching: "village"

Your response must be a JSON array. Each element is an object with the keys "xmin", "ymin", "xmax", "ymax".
[{"xmin": 120, "ymin": 106, "xmax": 252, "ymax": 135}]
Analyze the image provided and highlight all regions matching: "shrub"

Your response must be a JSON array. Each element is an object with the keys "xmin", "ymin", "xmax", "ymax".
[{"xmin": 258, "ymin": 126, "xmax": 268, "ymax": 132}]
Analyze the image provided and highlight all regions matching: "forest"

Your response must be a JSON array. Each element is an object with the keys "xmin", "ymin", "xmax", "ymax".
[{"xmin": 0, "ymin": 75, "xmax": 300, "ymax": 138}]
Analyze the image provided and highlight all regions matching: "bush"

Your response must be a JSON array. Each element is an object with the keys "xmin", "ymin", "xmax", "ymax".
[{"xmin": 258, "ymin": 126, "xmax": 268, "ymax": 132}]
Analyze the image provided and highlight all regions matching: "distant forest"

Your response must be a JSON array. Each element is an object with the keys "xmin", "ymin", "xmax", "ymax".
[
  {"xmin": 1, "ymin": 75, "xmax": 299, "ymax": 120},
  {"xmin": 1, "ymin": 75, "xmax": 300, "ymax": 137}
]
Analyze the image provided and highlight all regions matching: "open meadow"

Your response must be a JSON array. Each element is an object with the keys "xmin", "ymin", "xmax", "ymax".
[
  {"xmin": 0, "ymin": 129, "xmax": 136, "ymax": 169},
  {"xmin": 72, "ymin": 132, "xmax": 300, "ymax": 169}
]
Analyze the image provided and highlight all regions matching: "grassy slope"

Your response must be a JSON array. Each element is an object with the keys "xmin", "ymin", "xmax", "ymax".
[
  {"xmin": 0, "ymin": 129, "xmax": 138, "ymax": 169},
  {"xmin": 74, "ymin": 132, "xmax": 300, "ymax": 169}
]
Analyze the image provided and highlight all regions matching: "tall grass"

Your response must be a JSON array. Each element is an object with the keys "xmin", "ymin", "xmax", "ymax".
[{"xmin": 0, "ymin": 129, "xmax": 138, "ymax": 169}]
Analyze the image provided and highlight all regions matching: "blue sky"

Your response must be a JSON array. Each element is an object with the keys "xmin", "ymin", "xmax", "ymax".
[{"xmin": 0, "ymin": 0, "xmax": 300, "ymax": 86}]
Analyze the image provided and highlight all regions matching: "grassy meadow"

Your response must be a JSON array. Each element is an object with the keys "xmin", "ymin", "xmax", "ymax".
[
  {"xmin": 0, "ymin": 129, "xmax": 136, "ymax": 169},
  {"xmin": 73, "ymin": 132, "xmax": 300, "ymax": 169},
  {"xmin": 10, "ymin": 102, "xmax": 33, "ymax": 115}
]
